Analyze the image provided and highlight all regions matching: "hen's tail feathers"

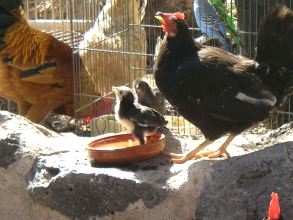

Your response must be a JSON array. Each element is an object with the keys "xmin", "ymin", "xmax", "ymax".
[
  {"xmin": 256, "ymin": 5, "xmax": 293, "ymax": 108},
  {"xmin": 256, "ymin": 5, "xmax": 293, "ymax": 68}
]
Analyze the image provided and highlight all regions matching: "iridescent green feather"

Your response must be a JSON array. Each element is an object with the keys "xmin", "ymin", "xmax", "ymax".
[{"xmin": 208, "ymin": 0, "xmax": 245, "ymax": 50}]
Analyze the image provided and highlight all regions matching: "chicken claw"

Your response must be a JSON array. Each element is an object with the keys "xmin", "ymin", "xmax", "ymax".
[
  {"xmin": 194, "ymin": 134, "xmax": 235, "ymax": 159},
  {"xmin": 194, "ymin": 149, "xmax": 231, "ymax": 159},
  {"xmin": 161, "ymin": 151, "xmax": 184, "ymax": 159},
  {"xmin": 162, "ymin": 139, "xmax": 213, "ymax": 163}
]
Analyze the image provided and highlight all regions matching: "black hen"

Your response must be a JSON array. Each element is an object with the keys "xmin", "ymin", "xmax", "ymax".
[
  {"xmin": 154, "ymin": 7, "xmax": 292, "ymax": 163},
  {"xmin": 133, "ymin": 78, "xmax": 166, "ymax": 115},
  {"xmin": 112, "ymin": 86, "xmax": 167, "ymax": 145}
]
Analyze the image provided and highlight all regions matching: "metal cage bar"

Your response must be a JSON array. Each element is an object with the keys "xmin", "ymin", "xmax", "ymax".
[{"xmin": 1, "ymin": 0, "xmax": 292, "ymax": 136}]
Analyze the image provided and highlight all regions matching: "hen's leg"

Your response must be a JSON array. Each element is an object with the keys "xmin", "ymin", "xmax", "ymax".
[
  {"xmin": 25, "ymin": 106, "xmax": 51, "ymax": 123},
  {"xmin": 17, "ymin": 101, "xmax": 30, "ymax": 116},
  {"xmin": 195, "ymin": 134, "xmax": 235, "ymax": 159},
  {"xmin": 163, "ymin": 139, "xmax": 213, "ymax": 163},
  {"xmin": 25, "ymin": 103, "xmax": 61, "ymax": 123}
]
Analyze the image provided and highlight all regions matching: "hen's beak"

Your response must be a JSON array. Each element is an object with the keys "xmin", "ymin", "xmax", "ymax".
[
  {"xmin": 112, "ymin": 86, "xmax": 118, "ymax": 95},
  {"xmin": 155, "ymin": 12, "xmax": 164, "ymax": 23}
]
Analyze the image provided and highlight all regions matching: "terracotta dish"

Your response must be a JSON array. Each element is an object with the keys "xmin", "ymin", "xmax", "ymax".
[{"xmin": 87, "ymin": 133, "xmax": 165, "ymax": 164}]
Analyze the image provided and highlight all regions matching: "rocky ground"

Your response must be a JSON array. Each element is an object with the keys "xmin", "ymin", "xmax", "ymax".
[{"xmin": 0, "ymin": 110, "xmax": 293, "ymax": 220}]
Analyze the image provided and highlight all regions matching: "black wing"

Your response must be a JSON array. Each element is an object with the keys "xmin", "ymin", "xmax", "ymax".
[
  {"xmin": 129, "ymin": 105, "xmax": 167, "ymax": 127},
  {"xmin": 164, "ymin": 48, "xmax": 275, "ymax": 124}
]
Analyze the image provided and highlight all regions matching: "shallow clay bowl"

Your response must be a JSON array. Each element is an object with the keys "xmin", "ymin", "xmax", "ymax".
[{"xmin": 87, "ymin": 133, "xmax": 165, "ymax": 164}]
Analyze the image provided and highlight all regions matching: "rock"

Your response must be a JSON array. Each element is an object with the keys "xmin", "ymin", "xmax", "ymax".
[
  {"xmin": 0, "ymin": 110, "xmax": 293, "ymax": 220},
  {"xmin": 44, "ymin": 114, "xmax": 76, "ymax": 133},
  {"xmin": 193, "ymin": 142, "xmax": 293, "ymax": 220}
]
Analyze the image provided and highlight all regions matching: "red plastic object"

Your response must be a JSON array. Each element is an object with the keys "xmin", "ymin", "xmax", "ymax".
[
  {"xmin": 83, "ymin": 116, "xmax": 93, "ymax": 125},
  {"xmin": 268, "ymin": 192, "xmax": 281, "ymax": 220}
]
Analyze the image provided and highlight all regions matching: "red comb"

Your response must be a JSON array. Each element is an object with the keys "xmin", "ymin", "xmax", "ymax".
[
  {"xmin": 163, "ymin": 12, "xmax": 185, "ymax": 20},
  {"xmin": 157, "ymin": 12, "xmax": 185, "ymax": 32},
  {"xmin": 174, "ymin": 12, "xmax": 185, "ymax": 20},
  {"xmin": 268, "ymin": 192, "xmax": 281, "ymax": 220}
]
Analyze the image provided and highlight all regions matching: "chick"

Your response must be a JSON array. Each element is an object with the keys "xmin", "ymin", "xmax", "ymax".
[
  {"xmin": 113, "ymin": 86, "xmax": 167, "ymax": 144},
  {"xmin": 133, "ymin": 79, "xmax": 166, "ymax": 115}
]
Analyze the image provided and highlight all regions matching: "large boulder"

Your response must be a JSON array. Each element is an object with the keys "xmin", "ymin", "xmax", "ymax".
[{"xmin": 0, "ymin": 110, "xmax": 293, "ymax": 220}]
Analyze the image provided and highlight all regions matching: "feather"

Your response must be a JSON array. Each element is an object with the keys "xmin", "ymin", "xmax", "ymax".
[
  {"xmin": 208, "ymin": 0, "xmax": 245, "ymax": 51},
  {"xmin": 19, "ymin": 63, "xmax": 60, "ymax": 85},
  {"xmin": 0, "ymin": 6, "xmax": 97, "ymax": 123},
  {"xmin": 0, "ymin": 14, "xmax": 53, "ymax": 67},
  {"xmin": 193, "ymin": 0, "xmax": 231, "ymax": 51}
]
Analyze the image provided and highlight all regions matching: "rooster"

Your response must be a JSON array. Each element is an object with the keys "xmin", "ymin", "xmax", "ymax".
[
  {"xmin": 154, "ymin": 5, "xmax": 293, "ymax": 163},
  {"xmin": 0, "ymin": 2, "xmax": 96, "ymax": 123}
]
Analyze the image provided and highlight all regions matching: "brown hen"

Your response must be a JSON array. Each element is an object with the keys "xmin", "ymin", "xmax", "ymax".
[{"xmin": 0, "ymin": 6, "xmax": 96, "ymax": 123}]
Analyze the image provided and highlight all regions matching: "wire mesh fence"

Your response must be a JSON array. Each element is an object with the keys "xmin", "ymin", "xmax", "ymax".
[
  {"xmin": 70, "ymin": 0, "xmax": 293, "ymax": 135},
  {"xmin": 71, "ymin": 0, "xmax": 203, "ymax": 136},
  {"xmin": 1, "ymin": 0, "xmax": 292, "ymax": 135}
]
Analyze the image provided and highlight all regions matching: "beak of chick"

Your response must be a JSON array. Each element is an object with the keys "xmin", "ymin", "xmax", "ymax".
[
  {"xmin": 135, "ymin": 84, "xmax": 142, "ymax": 91},
  {"xmin": 112, "ymin": 86, "xmax": 119, "ymax": 96}
]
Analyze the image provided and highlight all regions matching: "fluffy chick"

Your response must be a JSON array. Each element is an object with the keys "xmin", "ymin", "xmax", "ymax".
[
  {"xmin": 113, "ymin": 86, "xmax": 167, "ymax": 144},
  {"xmin": 133, "ymin": 78, "xmax": 166, "ymax": 115}
]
